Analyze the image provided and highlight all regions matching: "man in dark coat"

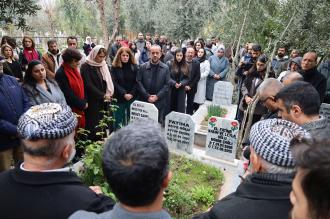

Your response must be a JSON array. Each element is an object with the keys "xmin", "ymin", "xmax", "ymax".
[
  {"xmin": 0, "ymin": 103, "xmax": 115, "ymax": 219},
  {"xmin": 137, "ymin": 45, "xmax": 170, "ymax": 123},
  {"xmin": 0, "ymin": 63, "xmax": 30, "ymax": 172},
  {"xmin": 185, "ymin": 47, "xmax": 201, "ymax": 115},
  {"xmin": 193, "ymin": 119, "xmax": 306, "ymax": 219},
  {"xmin": 300, "ymin": 52, "xmax": 326, "ymax": 102}
]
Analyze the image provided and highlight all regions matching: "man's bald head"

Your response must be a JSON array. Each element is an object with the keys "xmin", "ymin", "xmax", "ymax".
[
  {"xmin": 258, "ymin": 78, "xmax": 284, "ymax": 100},
  {"xmin": 301, "ymin": 52, "xmax": 317, "ymax": 71},
  {"xmin": 150, "ymin": 45, "xmax": 161, "ymax": 64},
  {"xmin": 282, "ymin": 72, "xmax": 304, "ymax": 86}
]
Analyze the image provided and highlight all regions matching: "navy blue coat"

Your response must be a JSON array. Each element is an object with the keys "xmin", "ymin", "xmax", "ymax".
[{"xmin": 0, "ymin": 74, "xmax": 30, "ymax": 151}]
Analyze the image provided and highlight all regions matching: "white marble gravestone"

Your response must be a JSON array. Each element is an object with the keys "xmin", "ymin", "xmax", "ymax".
[
  {"xmin": 130, "ymin": 100, "xmax": 158, "ymax": 122},
  {"xmin": 205, "ymin": 116, "xmax": 239, "ymax": 162},
  {"xmin": 212, "ymin": 81, "xmax": 233, "ymax": 106},
  {"xmin": 165, "ymin": 112, "xmax": 195, "ymax": 154}
]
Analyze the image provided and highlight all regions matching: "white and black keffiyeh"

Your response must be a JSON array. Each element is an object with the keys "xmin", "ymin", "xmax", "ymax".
[
  {"xmin": 250, "ymin": 119, "xmax": 306, "ymax": 167},
  {"xmin": 18, "ymin": 103, "xmax": 77, "ymax": 140}
]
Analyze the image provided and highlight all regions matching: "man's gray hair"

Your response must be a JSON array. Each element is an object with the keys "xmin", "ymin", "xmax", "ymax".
[
  {"xmin": 258, "ymin": 78, "xmax": 283, "ymax": 98},
  {"xmin": 261, "ymin": 159, "xmax": 295, "ymax": 174}
]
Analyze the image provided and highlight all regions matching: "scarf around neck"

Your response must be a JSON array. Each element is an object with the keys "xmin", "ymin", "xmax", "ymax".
[
  {"xmin": 62, "ymin": 63, "xmax": 85, "ymax": 128},
  {"xmin": 23, "ymin": 47, "xmax": 39, "ymax": 63},
  {"xmin": 86, "ymin": 45, "xmax": 114, "ymax": 96}
]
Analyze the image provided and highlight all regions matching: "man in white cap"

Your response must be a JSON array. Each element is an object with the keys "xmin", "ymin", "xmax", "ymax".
[
  {"xmin": 193, "ymin": 119, "xmax": 306, "ymax": 219},
  {"xmin": 0, "ymin": 103, "xmax": 114, "ymax": 219}
]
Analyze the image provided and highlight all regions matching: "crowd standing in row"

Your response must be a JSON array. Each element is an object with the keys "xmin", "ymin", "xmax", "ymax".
[{"xmin": 0, "ymin": 32, "xmax": 329, "ymax": 219}]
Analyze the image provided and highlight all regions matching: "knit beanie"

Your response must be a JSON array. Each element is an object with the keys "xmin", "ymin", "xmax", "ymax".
[
  {"xmin": 249, "ymin": 119, "xmax": 306, "ymax": 167},
  {"xmin": 18, "ymin": 103, "xmax": 77, "ymax": 140}
]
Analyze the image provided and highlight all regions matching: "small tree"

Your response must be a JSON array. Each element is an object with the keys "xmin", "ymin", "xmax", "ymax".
[{"xmin": 0, "ymin": 0, "xmax": 41, "ymax": 30}]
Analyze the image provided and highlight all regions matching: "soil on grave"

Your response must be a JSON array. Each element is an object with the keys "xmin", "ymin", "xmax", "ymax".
[{"xmin": 165, "ymin": 154, "xmax": 224, "ymax": 219}]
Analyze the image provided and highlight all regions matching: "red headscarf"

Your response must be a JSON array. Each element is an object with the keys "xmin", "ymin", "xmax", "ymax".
[{"xmin": 62, "ymin": 63, "xmax": 86, "ymax": 128}]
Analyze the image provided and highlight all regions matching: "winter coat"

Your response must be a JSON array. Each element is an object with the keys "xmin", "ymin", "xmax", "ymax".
[
  {"xmin": 55, "ymin": 66, "xmax": 87, "ymax": 111},
  {"xmin": 300, "ymin": 67, "xmax": 327, "ymax": 102},
  {"xmin": 193, "ymin": 173, "xmax": 294, "ymax": 219},
  {"xmin": 186, "ymin": 59, "xmax": 201, "ymax": 93},
  {"xmin": 139, "ymin": 48, "xmax": 150, "ymax": 64},
  {"xmin": 272, "ymin": 55, "xmax": 289, "ymax": 77},
  {"xmin": 111, "ymin": 63, "xmax": 139, "ymax": 103},
  {"xmin": 136, "ymin": 61, "xmax": 170, "ymax": 109},
  {"xmin": 42, "ymin": 51, "xmax": 61, "ymax": 79},
  {"xmin": 0, "ymin": 166, "xmax": 115, "ymax": 219},
  {"xmin": 2, "ymin": 60, "xmax": 23, "ymax": 82},
  {"xmin": 0, "ymin": 74, "xmax": 30, "ymax": 151},
  {"xmin": 167, "ymin": 60, "xmax": 190, "ymax": 113},
  {"xmin": 80, "ymin": 63, "xmax": 108, "ymax": 141},
  {"xmin": 239, "ymin": 70, "xmax": 271, "ymax": 115},
  {"xmin": 318, "ymin": 60, "xmax": 330, "ymax": 103},
  {"xmin": 206, "ymin": 55, "xmax": 229, "ymax": 100},
  {"xmin": 23, "ymin": 79, "xmax": 67, "ymax": 106},
  {"xmin": 18, "ymin": 49, "xmax": 42, "ymax": 71},
  {"xmin": 194, "ymin": 60, "xmax": 210, "ymax": 104}
]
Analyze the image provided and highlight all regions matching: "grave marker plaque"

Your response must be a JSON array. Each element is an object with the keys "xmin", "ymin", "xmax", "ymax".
[
  {"xmin": 205, "ymin": 116, "xmax": 239, "ymax": 162},
  {"xmin": 212, "ymin": 81, "xmax": 233, "ymax": 106},
  {"xmin": 165, "ymin": 112, "xmax": 195, "ymax": 154},
  {"xmin": 130, "ymin": 100, "xmax": 158, "ymax": 122}
]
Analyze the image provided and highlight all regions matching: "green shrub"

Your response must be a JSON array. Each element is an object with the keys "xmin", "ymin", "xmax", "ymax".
[
  {"xmin": 205, "ymin": 105, "xmax": 228, "ymax": 121},
  {"xmin": 191, "ymin": 185, "xmax": 215, "ymax": 206}
]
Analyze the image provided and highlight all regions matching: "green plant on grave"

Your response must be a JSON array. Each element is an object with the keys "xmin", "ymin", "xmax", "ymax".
[
  {"xmin": 77, "ymin": 103, "xmax": 118, "ymax": 199},
  {"xmin": 191, "ymin": 185, "xmax": 215, "ymax": 206},
  {"xmin": 205, "ymin": 105, "xmax": 228, "ymax": 121}
]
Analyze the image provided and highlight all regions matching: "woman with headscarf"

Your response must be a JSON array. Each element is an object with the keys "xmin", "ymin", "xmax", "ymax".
[
  {"xmin": 23, "ymin": 60, "xmax": 66, "ymax": 106},
  {"xmin": 56, "ymin": 48, "xmax": 87, "ymax": 130},
  {"xmin": 81, "ymin": 45, "xmax": 114, "ymax": 141},
  {"xmin": 194, "ymin": 48, "xmax": 210, "ymax": 108},
  {"xmin": 166, "ymin": 48, "xmax": 190, "ymax": 113},
  {"xmin": 19, "ymin": 36, "xmax": 42, "ymax": 71},
  {"xmin": 206, "ymin": 47, "xmax": 229, "ymax": 100},
  {"xmin": 111, "ymin": 47, "xmax": 138, "ymax": 130},
  {"xmin": 1, "ymin": 44, "xmax": 23, "ymax": 82},
  {"xmin": 82, "ymin": 36, "xmax": 95, "ymax": 56}
]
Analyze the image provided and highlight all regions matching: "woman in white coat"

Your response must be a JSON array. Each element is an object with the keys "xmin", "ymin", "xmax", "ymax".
[{"xmin": 194, "ymin": 48, "xmax": 210, "ymax": 109}]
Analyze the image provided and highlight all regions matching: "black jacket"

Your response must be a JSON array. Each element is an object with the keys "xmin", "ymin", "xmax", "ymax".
[
  {"xmin": 193, "ymin": 173, "xmax": 293, "ymax": 219},
  {"xmin": 56, "ymin": 66, "xmax": 87, "ymax": 110},
  {"xmin": 111, "ymin": 64, "xmax": 138, "ymax": 103},
  {"xmin": 186, "ymin": 59, "xmax": 201, "ymax": 93},
  {"xmin": 0, "ymin": 166, "xmax": 115, "ymax": 219},
  {"xmin": 136, "ymin": 61, "xmax": 170, "ymax": 109},
  {"xmin": 301, "ymin": 67, "xmax": 326, "ymax": 102}
]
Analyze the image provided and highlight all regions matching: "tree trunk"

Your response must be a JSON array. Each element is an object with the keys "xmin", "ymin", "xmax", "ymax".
[
  {"xmin": 96, "ymin": 0, "xmax": 109, "ymax": 48},
  {"xmin": 109, "ymin": 0, "xmax": 120, "ymax": 44},
  {"xmin": 232, "ymin": 0, "xmax": 251, "ymax": 70}
]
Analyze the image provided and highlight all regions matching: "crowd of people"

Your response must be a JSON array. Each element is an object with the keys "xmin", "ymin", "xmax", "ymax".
[{"xmin": 0, "ymin": 32, "xmax": 329, "ymax": 219}]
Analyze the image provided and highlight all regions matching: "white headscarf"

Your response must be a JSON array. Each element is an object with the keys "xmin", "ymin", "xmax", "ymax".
[{"xmin": 86, "ymin": 45, "xmax": 114, "ymax": 96}]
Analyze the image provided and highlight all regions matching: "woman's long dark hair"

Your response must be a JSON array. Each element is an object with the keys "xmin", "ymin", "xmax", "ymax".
[
  {"xmin": 23, "ymin": 60, "xmax": 49, "ymax": 96},
  {"xmin": 172, "ymin": 48, "xmax": 189, "ymax": 76}
]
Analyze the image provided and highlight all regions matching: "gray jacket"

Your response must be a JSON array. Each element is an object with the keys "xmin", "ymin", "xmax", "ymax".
[
  {"xmin": 69, "ymin": 203, "xmax": 172, "ymax": 219},
  {"xmin": 23, "ymin": 79, "xmax": 67, "ymax": 106},
  {"xmin": 137, "ymin": 61, "xmax": 170, "ymax": 109}
]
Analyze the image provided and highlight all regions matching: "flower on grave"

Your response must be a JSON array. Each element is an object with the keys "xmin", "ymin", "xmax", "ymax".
[
  {"xmin": 231, "ymin": 121, "xmax": 238, "ymax": 127},
  {"xmin": 210, "ymin": 117, "xmax": 217, "ymax": 123},
  {"xmin": 209, "ymin": 117, "xmax": 217, "ymax": 128}
]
